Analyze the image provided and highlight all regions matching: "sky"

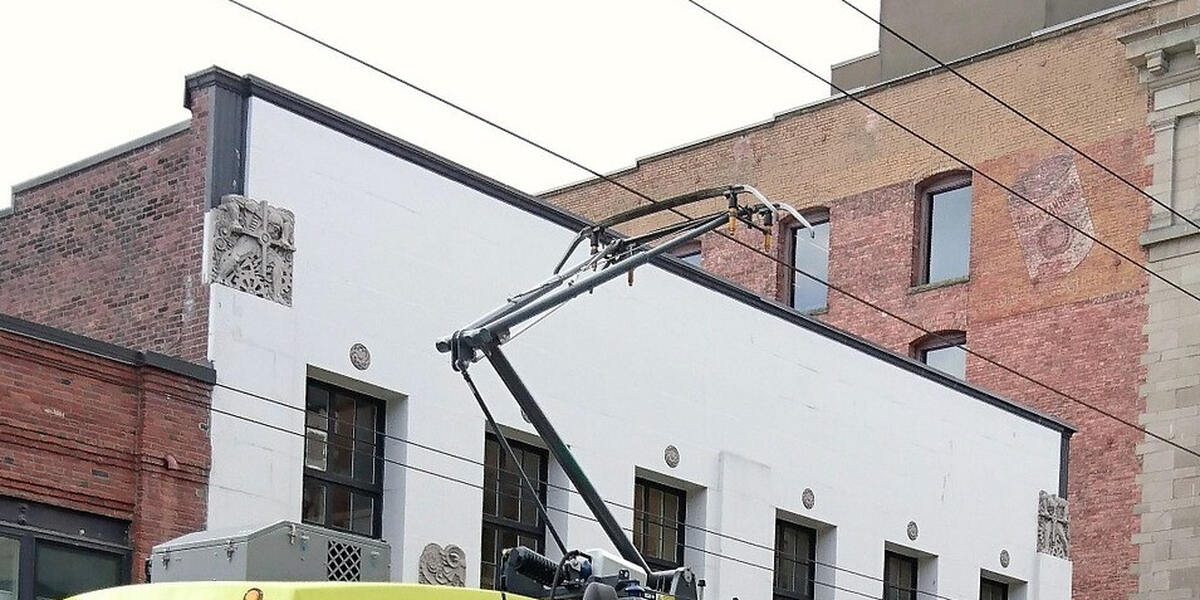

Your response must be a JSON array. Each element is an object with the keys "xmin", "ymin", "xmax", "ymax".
[{"xmin": 0, "ymin": 1, "xmax": 880, "ymax": 209}]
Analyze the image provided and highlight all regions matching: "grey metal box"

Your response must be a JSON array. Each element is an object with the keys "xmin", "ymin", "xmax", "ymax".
[{"xmin": 149, "ymin": 521, "xmax": 391, "ymax": 582}]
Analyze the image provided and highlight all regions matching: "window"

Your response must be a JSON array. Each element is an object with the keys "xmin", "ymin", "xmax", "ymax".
[
  {"xmin": 884, "ymin": 552, "xmax": 919, "ymax": 600},
  {"xmin": 916, "ymin": 177, "xmax": 972, "ymax": 285},
  {"xmin": 912, "ymin": 331, "xmax": 967, "ymax": 380},
  {"xmin": 980, "ymin": 578, "xmax": 1008, "ymax": 600},
  {"xmin": 633, "ymin": 479, "xmax": 686, "ymax": 572},
  {"xmin": 480, "ymin": 434, "xmax": 548, "ymax": 590},
  {"xmin": 773, "ymin": 521, "xmax": 816, "ymax": 600},
  {"xmin": 789, "ymin": 212, "xmax": 830, "ymax": 312},
  {"xmin": 0, "ymin": 497, "xmax": 128, "ymax": 600},
  {"xmin": 303, "ymin": 380, "xmax": 385, "ymax": 538},
  {"xmin": 672, "ymin": 242, "xmax": 702, "ymax": 267}
]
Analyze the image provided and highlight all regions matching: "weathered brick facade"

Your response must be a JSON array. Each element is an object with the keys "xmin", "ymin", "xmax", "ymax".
[
  {"xmin": 0, "ymin": 89, "xmax": 212, "ymax": 363},
  {"xmin": 0, "ymin": 314, "xmax": 213, "ymax": 584},
  {"xmin": 545, "ymin": 7, "xmax": 1177, "ymax": 600}
]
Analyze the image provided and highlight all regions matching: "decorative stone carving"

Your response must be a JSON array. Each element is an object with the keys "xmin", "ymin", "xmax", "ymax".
[
  {"xmin": 906, "ymin": 521, "xmax": 919, "ymax": 541},
  {"xmin": 664, "ymin": 445, "xmax": 680, "ymax": 468},
  {"xmin": 1007, "ymin": 154, "xmax": 1094, "ymax": 282},
  {"xmin": 210, "ymin": 195, "xmax": 295, "ymax": 306},
  {"xmin": 418, "ymin": 543, "xmax": 465, "ymax": 587},
  {"xmin": 1037, "ymin": 491, "xmax": 1070, "ymax": 559},
  {"xmin": 802, "ymin": 488, "xmax": 815, "ymax": 510},
  {"xmin": 349, "ymin": 343, "xmax": 371, "ymax": 370},
  {"xmin": 999, "ymin": 549, "xmax": 1010, "ymax": 568}
]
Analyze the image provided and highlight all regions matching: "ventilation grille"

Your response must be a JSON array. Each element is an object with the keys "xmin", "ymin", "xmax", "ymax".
[{"xmin": 327, "ymin": 540, "xmax": 363, "ymax": 581}]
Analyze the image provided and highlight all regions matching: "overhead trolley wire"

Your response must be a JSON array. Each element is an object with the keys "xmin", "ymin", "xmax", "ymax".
[
  {"xmin": 834, "ymin": 0, "xmax": 1200, "ymax": 234},
  {"xmin": 177, "ymin": 377, "xmax": 939, "ymax": 600},
  {"xmin": 681, "ymin": 0, "xmax": 1200, "ymax": 307},
  {"xmin": 222, "ymin": 0, "xmax": 1200, "ymax": 461}
]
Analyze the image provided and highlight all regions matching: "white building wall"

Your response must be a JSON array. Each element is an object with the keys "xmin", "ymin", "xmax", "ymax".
[{"xmin": 203, "ymin": 97, "xmax": 1071, "ymax": 600}]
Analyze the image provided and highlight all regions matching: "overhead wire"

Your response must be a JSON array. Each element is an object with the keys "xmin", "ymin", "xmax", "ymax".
[
  {"xmin": 174, "ymin": 378, "xmax": 926, "ymax": 600},
  {"xmin": 833, "ymin": 0, "xmax": 1200, "ymax": 234},
  {"xmin": 680, "ymin": 0, "xmax": 1200, "ymax": 306},
  {"xmin": 221, "ymin": 0, "xmax": 1200, "ymax": 462}
]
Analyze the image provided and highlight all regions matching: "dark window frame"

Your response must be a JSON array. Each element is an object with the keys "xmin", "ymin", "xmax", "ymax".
[
  {"xmin": 979, "ymin": 577, "xmax": 1008, "ymax": 600},
  {"xmin": 782, "ymin": 209, "xmax": 831, "ymax": 312},
  {"xmin": 884, "ymin": 551, "xmax": 919, "ymax": 600},
  {"xmin": 0, "ymin": 498, "xmax": 130, "ymax": 600},
  {"xmin": 480, "ymin": 433, "xmax": 549, "ymax": 590},
  {"xmin": 914, "ymin": 173, "xmax": 972, "ymax": 286},
  {"xmin": 912, "ymin": 330, "xmax": 967, "ymax": 362},
  {"xmin": 303, "ymin": 378, "xmax": 387, "ymax": 539},
  {"xmin": 633, "ymin": 478, "xmax": 687, "ymax": 572},
  {"xmin": 773, "ymin": 520, "xmax": 817, "ymax": 600}
]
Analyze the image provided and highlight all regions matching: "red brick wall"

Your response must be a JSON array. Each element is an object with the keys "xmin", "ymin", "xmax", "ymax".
[
  {"xmin": 0, "ymin": 90, "xmax": 212, "ymax": 363},
  {"xmin": 547, "ymin": 8, "xmax": 1159, "ymax": 600},
  {"xmin": 0, "ymin": 326, "xmax": 212, "ymax": 582}
]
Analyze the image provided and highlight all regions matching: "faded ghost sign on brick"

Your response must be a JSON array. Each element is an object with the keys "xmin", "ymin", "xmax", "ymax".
[{"xmin": 1006, "ymin": 154, "xmax": 1094, "ymax": 281}]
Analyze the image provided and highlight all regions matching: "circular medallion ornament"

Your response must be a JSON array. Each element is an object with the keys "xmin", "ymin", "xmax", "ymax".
[
  {"xmin": 802, "ymin": 488, "xmax": 815, "ymax": 510},
  {"xmin": 349, "ymin": 343, "xmax": 371, "ymax": 370},
  {"xmin": 664, "ymin": 445, "xmax": 680, "ymax": 468},
  {"xmin": 907, "ymin": 521, "xmax": 919, "ymax": 541},
  {"xmin": 999, "ymin": 549, "xmax": 1010, "ymax": 568}
]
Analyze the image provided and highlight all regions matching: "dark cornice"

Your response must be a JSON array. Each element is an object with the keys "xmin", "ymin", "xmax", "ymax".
[
  {"xmin": 0, "ymin": 313, "xmax": 216, "ymax": 385},
  {"xmin": 181, "ymin": 67, "xmax": 1074, "ymax": 435}
]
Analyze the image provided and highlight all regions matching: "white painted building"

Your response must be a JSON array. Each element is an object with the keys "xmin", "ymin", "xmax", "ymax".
[{"xmin": 191, "ymin": 69, "xmax": 1072, "ymax": 600}]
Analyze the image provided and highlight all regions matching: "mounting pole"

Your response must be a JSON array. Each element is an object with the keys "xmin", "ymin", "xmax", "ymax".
[{"xmin": 481, "ymin": 341, "xmax": 653, "ymax": 575}]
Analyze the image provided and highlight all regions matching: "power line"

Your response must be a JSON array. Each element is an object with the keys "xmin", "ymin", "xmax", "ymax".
[
  {"xmin": 178, "ymin": 381, "xmax": 923, "ymax": 600},
  {"xmin": 221, "ymin": 0, "xmax": 1200, "ymax": 461},
  {"xmin": 681, "ymin": 0, "xmax": 1200, "ymax": 307},
  {"xmin": 834, "ymin": 0, "xmax": 1200, "ymax": 234},
  {"xmin": 176, "ymin": 387, "xmax": 900, "ymax": 599}
]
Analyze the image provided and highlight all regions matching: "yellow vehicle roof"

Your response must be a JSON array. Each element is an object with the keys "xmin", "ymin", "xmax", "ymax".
[{"xmin": 69, "ymin": 582, "xmax": 538, "ymax": 600}]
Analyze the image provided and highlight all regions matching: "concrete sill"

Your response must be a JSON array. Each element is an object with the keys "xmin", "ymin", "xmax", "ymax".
[{"xmin": 908, "ymin": 276, "xmax": 969, "ymax": 295}]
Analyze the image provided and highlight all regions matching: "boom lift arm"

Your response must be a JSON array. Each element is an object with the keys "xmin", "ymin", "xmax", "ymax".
[{"xmin": 437, "ymin": 185, "xmax": 813, "ymax": 600}]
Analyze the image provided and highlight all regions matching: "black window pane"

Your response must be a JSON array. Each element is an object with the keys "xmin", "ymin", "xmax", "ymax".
[
  {"xmin": 774, "ymin": 522, "xmax": 815, "ymax": 599},
  {"xmin": 355, "ymin": 400, "xmax": 376, "ymax": 442},
  {"xmin": 483, "ymin": 439, "xmax": 499, "ymax": 517},
  {"xmin": 792, "ymin": 219, "xmax": 830, "ymax": 312},
  {"xmin": 884, "ymin": 553, "xmax": 918, "ymax": 600},
  {"xmin": 0, "ymin": 536, "xmax": 17, "ymax": 600},
  {"xmin": 924, "ymin": 345, "xmax": 967, "ymax": 379},
  {"xmin": 306, "ymin": 383, "xmax": 329, "ymax": 430},
  {"xmin": 480, "ymin": 526, "xmax": 498, "ymax": 590},
  {"xmin": 302, "ymin": 479, "xmax": 326, "ymax": 525},
  {"xmin": 351, "ymin": 492, "xmax": 374, "ymax": 536},
  {"xmin": 980, "ymin": 579, "xmax": 1007, "ymax": 600},
  {"xmin": 354, "ymin": 442, "xmax": 376, "ymax": 484},
  {"xmin": 328, "ymin": 485, "xmax": 352, "ymax": 531},
  {"xmin": 35, "ymin": 542, "xmax": 122, "ymax": 600},
  {"xmin": 928, "ymin": 185, "xmax": 972, "ymax": 283},
  {"xmin": 634, "ymin": 480, "xmax": 685, "ymax": 569}
]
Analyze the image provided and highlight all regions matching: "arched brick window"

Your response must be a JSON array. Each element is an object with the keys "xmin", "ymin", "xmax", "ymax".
[
  {"xmin": 911, "ymin": 330, "xmax": 967, "ymax": 379},
  {"xmin": 914, "ymin": 172, "xmax": 972, "ymax": 286}
]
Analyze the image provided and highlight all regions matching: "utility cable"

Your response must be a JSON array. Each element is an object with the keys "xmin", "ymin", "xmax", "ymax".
[
  {"xmin": 461, "ymin": 368, "xmax": 569, "ymax": 556},
  {"xmin": 203, "ymin": 378, "xmax": 970, "ymax": 600},
  {"xmin": 222, "ymin": 0, "xmax": 1200, "ymax": 468},
  {"xmin": 174, "ymin": 388, "xmax": 895, "ymax": 600},
  {"xmin": 835, "ymin": 0, "xmax": 1200, "ymax": 234},
  {"xmin": 682, "ymin": 0, "xmax": 1200, "ymax": 307}
]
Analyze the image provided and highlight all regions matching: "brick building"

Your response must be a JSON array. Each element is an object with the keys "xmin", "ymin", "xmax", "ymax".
[
  {"xmin": 544, "ymin": 2, "xmax": 1200, "ymax": 600},
  {"xmin": 0, "ymin": 313, "xmax": 213, "ymax": 599}
]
